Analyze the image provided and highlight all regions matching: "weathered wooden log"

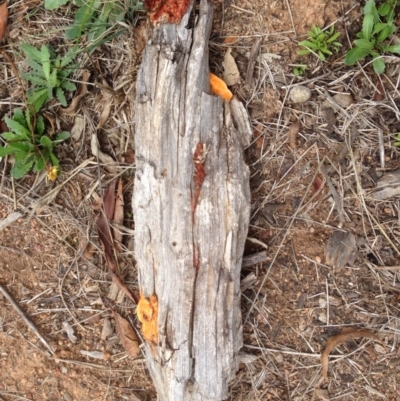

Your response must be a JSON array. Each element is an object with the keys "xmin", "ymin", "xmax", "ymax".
[{"xmin": 133, "ymin": 1, "xmax": 251, "ymax": 399}]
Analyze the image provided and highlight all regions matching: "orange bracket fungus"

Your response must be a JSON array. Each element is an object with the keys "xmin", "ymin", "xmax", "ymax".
[
  {"xmin": 209, "ymin": 72, "xmax": 233, "ymax": 101},
  {"xmin": 143, "ymin": 0, "xmax": 190, "ymax": 24},
  {"xmin": 136, "ymin": 293, "xmax": 159, "ymax": 345}
]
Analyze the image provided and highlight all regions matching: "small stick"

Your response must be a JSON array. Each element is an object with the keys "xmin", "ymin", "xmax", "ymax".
[
  {"xmin": 245, "ymin": 37, "xmax": 262, "ymax": 86},
  {"xmin": 0, "ymin": 284, "xmax": 55, "ymax": 355}
]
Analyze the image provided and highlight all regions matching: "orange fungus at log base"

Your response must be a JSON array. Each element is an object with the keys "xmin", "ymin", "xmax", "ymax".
[{"xmin": 143, "ymin": 0, "xmax": 190, "ymax": 24}]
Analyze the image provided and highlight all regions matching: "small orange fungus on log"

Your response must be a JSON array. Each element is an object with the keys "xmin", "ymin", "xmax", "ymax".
[
  {"xmin": 144, "ymin": 0, "xmax": 190, "ymax": 24},
  {"xmin": 137, "ymin": 293, "xmax": 158, "ymax": 345},
  {"xmin": 209, "ymin": 73, "xmax": 233, "ymax": 101}
]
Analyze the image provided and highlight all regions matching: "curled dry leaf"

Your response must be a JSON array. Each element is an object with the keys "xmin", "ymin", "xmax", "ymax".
[
  {"xmin": 287, "ymin": 120, "xmax": 300, "ymax": 149},
  {"xmin": 223, "ymin": 36, "xmax": 238, "ymax": 44},
  {"xmin": 222, "ymin": 48, "xmax": 240, "ymax": 87},
  {"xmin": 60, "ymin": 70, "xmax": 90, "ymax": 115},
  {"xmin": 71, "ymin": 115, "xmax": 85, "ymax": 142},
  {"xmin": 113, "ymin": 310, "xmax": 140, "ymax": 358},
  {"xmin": 0, "ymin": 2, "xmax": 8, "ymax": 42},
  {"xmin": 91, "ymin": 134, "xmax": 117, "ymax": 173},
  {"xmin": 253, "ymin": 123, "xmax": 264, "ymax": 150},
  {"xmin": 113, "ymin": 178, "xmax": 124, "ymax": 252},
  {"xmin": 97, "ymin": 79, "xmax": 113, "ymax": 130},
  {"xmin": 321, "ymin": 327, "xmax": 385, "ymax": 380}
]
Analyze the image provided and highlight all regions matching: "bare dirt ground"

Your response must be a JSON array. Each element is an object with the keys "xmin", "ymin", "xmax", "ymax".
[{"xmin": 1, "ymin": 0, "xmax": 400, "ymax": 400}]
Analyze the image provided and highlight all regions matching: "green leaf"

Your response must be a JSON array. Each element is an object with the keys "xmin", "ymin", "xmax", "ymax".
[
  {"xmin": 55, "ymin": 131, "xmax": 70, "ymax": 142},
  {"xmin": 36, "ymin": 116, "xmax": 45, "ymax": 136},
  {"xmin": 47, "ymin": 68, "xmax": 57, "ymax": 88},
  {"xmin": 45, "ymin": 0, "xmax": 70, "ymax": 10},
  {"xmin": 27, "ymin": 88, "xmax": 48, "ymax": 112},
  {"xmin": 364, "ymin": 0, "xmax": 379, "ymax": 21},
  {"xmin": 12, "ymin": 109, "xmax": 28, "ymax": 129},
  {"xmin": 8, "ymin": 141, "xmax": 33, "ymax": 152},
  {"xmin": 85, "ymin": 28, "xmax": 126, "ymax": 53},
  {"xmin": 362, "ymin": 14, "xmax": 374, "ymax": 41},
  {"xmin": 20, "ymin": 72, "xmax": 47, "ymax": 87},
  {"xmin": 13, "ymin": 151, "xmax": 29, "ymax": 161},
  {"xmin": 25, "ymin": 58, "xmax": 44, "ymax": 73},
  {"xmin": 11, "ymin": 158, "xmax": 35, "ymax": 179},
  {"xmin": 0, "ymin": 146, "xmax": 17, "ymax": 157},
  {"xmin": 61, "ymin": 45, "xmax": 78, "ymax": 67},
  {"xmin": 50, "ymin": 151, "xmax": 60, "ymax": 166},
  {"xmin": 40, "ymin": 135, "xmax": 53, "ymax": 149},
  {"xmin": 65, "ymin": 4, "xmax": 96, "ymax": 40},
  {"xmin": 326, "ymin": 31, "xmax": 340, "ymax": 43},
  {"xmin": 372, "ymin": 22, "xmax": 388, "ymax": 35},
  {"xmin": 353, "ymin": 38, "xmax": 374, "ymax": 49},
  {"xmin": 377, "ymin": 24, "xmax": 396, "ymax": 43},
  {"xmin": 299, "ymin": 40, "xmax": 317, "ymax": 49},
  {"xmin": 34, "ymin": 155, "xmax": 46, "ymax": 172},
  {"xmin": 65, "ymin": 23, "xmax": 81, "ymax": 40},
  {"xmin": 297, "ymin": 49, "xmax": 311, "ymax": 56},
  {"xmin": 1, "ymin": 132, "xmax": 26, "ymax": 141},
  {"xmin": 372, "ymin": 57, "xmax": 386, "ymax": 74},
  {"xmin": 318, "ymin": 51, "xmax": 326, "ymax": 61},
  {"xmin": 378, "ymin": 2, "xmax": 391, "ymax": 16},
  {"xmin": 60, "ymin": 80, "xmax": 76, "ymax": 91},
  {"xmin": 56, "ymin": 87, "xmax": 67, "ymax": 106},
  {"xmin": 40, "ymin": 45, "xmax": 51, "ymax": 80},
  {"xmin": 5, "ymin": 118, "xmax": 31, "ymax": 138},
  {"xmin": 25, "ymin": 109, "xmax": 33, "ymax": 132},
  {"xmin": 21, "ymin": 44, "xmax": 42, "ymax": 62},
  {"xmin": 344, "ymin": 46, "xmax": 371, "ymax": 65},
  {"xmin": 385, "ymin": 44, "xmax": 400, "ymax": 55},
  {"xmin": 47, "ymin": 85, "xmax": 53, "ymax": 101}
]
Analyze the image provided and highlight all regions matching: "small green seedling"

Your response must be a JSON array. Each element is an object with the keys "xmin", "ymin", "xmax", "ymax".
[
  {"xmin": 345, "ymin": 0, "xmax": 400, "ymax": 74},
  {"xmin": 394, "ymin": 133, "xmax": 400, "ymax": 147},
  {"xmin": 0, "ymin": 108, "xmax": 70, "ymax": 179},
  {"xmin": 298, "ymin": 25, "xmax": 342, "ymax": 61},
  {"xmin": 45, "ymin": 0, "xmax": 143, "ymax": 53},
  {"xmin": 20, "ymin": 44, "xmax": 77, "ymax": 112},
  {"xmin": 293, "ymin": 65, "xmax": 307, "ymax": 76}
]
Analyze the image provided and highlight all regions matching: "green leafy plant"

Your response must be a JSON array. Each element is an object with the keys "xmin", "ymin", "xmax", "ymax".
[
  {"xmin": 45, "ymin": 0, "xmax": 143, "ymax": 53},
  {"xmin": 293, "ymin": 65, "xmax": 307, "ymax": 76},
  {"xmin": 20, "ymin": 44, "xmax": 77, "ymax": 112},
  {"xmin": 0, "ymin": 109, "xmax": 70, "ymax": 179},
  {"xmin": 298, "ymin": 25, "xmax": 342, "ymax": 61},
  {"xmin": 345, "ymin": 0, "xmax": 400, "ymax": 74}
]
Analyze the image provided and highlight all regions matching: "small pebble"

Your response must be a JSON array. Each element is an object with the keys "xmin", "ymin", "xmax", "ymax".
[
  {"xmin": 319, "ymin": 297, "xmax": 327, "ymax": 308},
  {"xmin": 318, "ymin": 311, "xmax": 327, "ymax": 323},
  {"xmin": 290, "ymin": 86, "xmax": 311, "ymax": 103},
  {"xmin": 333, "ymin": 93, "xmax": 354, "ymax": 107},
  {"xmin": 315, "ymin": 256, "xmax": 322, "ymax": 263}
]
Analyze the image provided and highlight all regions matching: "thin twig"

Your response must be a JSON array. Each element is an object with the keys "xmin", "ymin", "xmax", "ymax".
[{"xmin": 0, "ymin": 284, "xmax": 55, "ymax": 355}]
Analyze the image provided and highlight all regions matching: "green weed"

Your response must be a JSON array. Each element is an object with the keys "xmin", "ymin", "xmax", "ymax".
[
  {"xmin": 0, "ymin": 108, "xmax": 70, "ymax": 179},
  {"xmin": 20, "ymin": 44, "xmax": 78, "ymax": 112},
  {"xmin": 293, "ymin": 65, "xmax": 307, "ymax": 76},
  {"xmin": 298, "ymin": 25, "xmax": 342, "ymax": 61},
  {"xmin": 345, "ymin": 0, "xmax": 400, "ymax": 74},
  {"xmin": 45, "ymin": 0, "xmax": 144, "ymax": 53}
]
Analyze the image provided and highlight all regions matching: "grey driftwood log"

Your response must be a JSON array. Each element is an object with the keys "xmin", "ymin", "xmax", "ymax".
[{"xmin": 133, "ymin": 0, "xmax": 251, "ymax": 399}]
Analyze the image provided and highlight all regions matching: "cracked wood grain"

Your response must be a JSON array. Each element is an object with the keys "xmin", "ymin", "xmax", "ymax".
[{"xmin": 133, "ymin": 0, "xmax": 251, "ymax": 400}]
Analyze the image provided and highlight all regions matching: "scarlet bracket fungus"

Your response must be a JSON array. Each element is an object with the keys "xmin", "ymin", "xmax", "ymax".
[{"xmin": 143, "ymin": 0, "xmax": 190, "ymax": 24}]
